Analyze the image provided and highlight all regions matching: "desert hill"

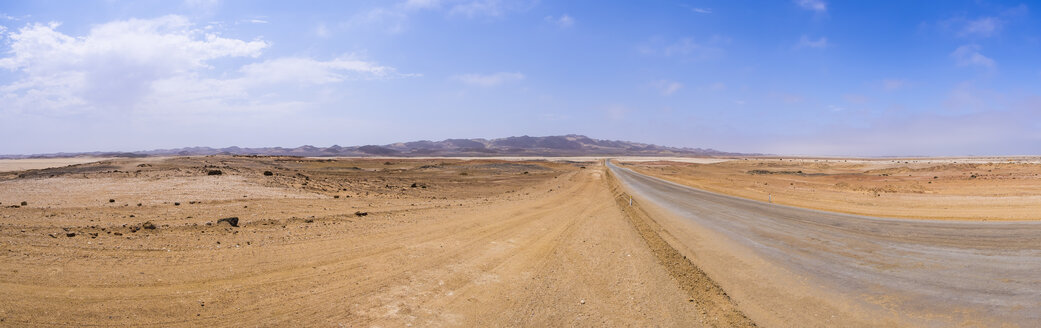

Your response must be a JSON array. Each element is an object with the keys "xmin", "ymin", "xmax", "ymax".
[{"xmin": 1, "ymin": 135, "xmax": 748, "ymax": 158}]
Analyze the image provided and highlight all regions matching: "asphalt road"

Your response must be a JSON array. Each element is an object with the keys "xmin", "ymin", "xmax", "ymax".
[{"xmin": 608, "ymin": 160, "xmax": 1041, "ymax": 327}]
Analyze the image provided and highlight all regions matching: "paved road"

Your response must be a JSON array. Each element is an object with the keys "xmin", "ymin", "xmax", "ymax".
[{"xmin": 608, "ymin": 161, "xmax": 1041, "ymax": 327}]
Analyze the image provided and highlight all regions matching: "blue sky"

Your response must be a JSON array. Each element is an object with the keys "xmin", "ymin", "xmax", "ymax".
[{"xmin": 1, "ymin": 0, "xmax": 1039, "ymax": 156}]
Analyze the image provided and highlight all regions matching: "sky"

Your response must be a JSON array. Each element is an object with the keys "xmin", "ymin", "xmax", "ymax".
[{"xmin": 1, "ymin": 0, "xmax": 1040, "ymax": 156}]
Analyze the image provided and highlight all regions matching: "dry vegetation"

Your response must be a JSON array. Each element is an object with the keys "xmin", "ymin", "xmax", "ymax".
[{"xmin": 622, "ymin": 157, "xmax": 1041, "ymax": 221}]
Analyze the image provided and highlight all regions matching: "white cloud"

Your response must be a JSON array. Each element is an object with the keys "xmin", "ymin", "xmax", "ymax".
[
  {"xmin": 248, "ymin": 19, "xmax": 269, "ymax": 24},
  {"xmin": 452, "ymin": 72, "xmax": 525, "ymax": 87},
  {"xmin": 796, "ymin": 35, "xmax": 828, "ymax": 49},
  {"xmin": 691, "ymin": 7, "xmax": 712, "ymax": 14},
  {"xmin": 0, "ymin": 16, "xmax": 408, "ymax": 117},
  {"xmin": 545, "ymin": 14, "xmax": 574, "ymax": 28},
  {"xmin": 960, "ymin": 17, "xmax": 1001, "ymax": 37},
  {"xmin": 654, "ymin": 80, "xmax": 683, "ymax": 95},
  {"xmin": 794, "ymin": 0, "xmax": 827, "ymax": 13},
  {"xmin": 951, "ymin": 44, "xmax": 995, "ymax": 68}
]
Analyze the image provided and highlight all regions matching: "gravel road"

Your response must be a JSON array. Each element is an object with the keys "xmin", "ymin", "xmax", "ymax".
[{"xmin": 609, "ymin": 160, "xmax": 1041, "ymax": 327}]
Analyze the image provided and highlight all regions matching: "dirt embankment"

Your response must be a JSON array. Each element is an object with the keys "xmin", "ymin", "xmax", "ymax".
[{"xmin": 606, "ymin": 167, "xmax": 756, "ymax": 328}]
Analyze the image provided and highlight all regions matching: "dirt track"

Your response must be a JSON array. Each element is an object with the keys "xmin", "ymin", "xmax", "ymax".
[
  {"xmin": 0, "ymin": 157, "xmax": 739, "ymax": 326},
  {"xmin": 609, "ymin": 160, "xmax": 1041, "ymax": 327}
]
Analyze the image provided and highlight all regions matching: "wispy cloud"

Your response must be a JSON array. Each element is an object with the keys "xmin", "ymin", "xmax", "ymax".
[
  {"xmin": 654, "ymin": 80, "xmax": 683, "ymax": 95},
  {"xmin": 794, "ymin": 0, "xmax": 827, "ymax": 13},
  {"xmin": 690, "ymin": 7, "xmax": 712, "ymax": 14},
  {"xmin": 960, "ymin": 17, "xmax": 1001, "ymax": 37},
  {"xmin": 544, "ymin": 14, "xmax": 574, "ymax": 28},
  {"xmin": 448, "ymin": 0, "xmax": 535, "ymax": 18},
  {"xmin": 452, "ymin": 72, "xmax": 525, "ymax": 87},
  {"xmin": 347, "ymin": 0, "xmax": 533, "ymax": 33},
  {"xmin": 882, "ymin": 79, "xmax": 908, "ymax": 91},
  {"xmin": 795, "ymin": 35, "xmax": 828, "ymax": 49},
  {"xmin": 951, "ymin": 44, "xmax": 995, "ymax": 68},
  {"xmin": 639, "ymin": 36, "xmax": 728, "ymax": 61}
]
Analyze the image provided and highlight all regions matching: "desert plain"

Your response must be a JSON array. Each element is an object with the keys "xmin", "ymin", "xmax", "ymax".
[{"xmin": 1, "ymin": 155, "xmax": 1039, "ymax": 327}]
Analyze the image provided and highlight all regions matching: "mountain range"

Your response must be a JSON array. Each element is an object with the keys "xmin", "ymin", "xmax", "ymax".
[{"xmin": 1, "ymin": 135, "xmax": 750, "ymax": 158}]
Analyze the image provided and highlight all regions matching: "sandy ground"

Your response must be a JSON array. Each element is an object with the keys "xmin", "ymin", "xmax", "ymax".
[
  {"xmin": 0, "ymin": 158, "xmax": 116, "ymax": 173},
  {"xmin": 621, "ymin": 157, "xmax": 1041, "ymax": 221},
  {"xmin": 0, "ymin": 156, "xmax": 733, "ymax": 326}
]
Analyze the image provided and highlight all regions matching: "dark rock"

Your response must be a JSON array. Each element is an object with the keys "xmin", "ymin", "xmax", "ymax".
[
  {"xmin": 66, "ymin": 232, "xmax": 76, "ymax": 237},
  {"xmin": 109, "ymin": 199, "xmax": 115, "ymax": 203},
  {"xmin": 174, "ymin": 202, "xmax": 180, "ymax": 206},
  {"xmin": 142, "ymin": 221, "xmax": 156, "ymax": 229},
  {"xmin": 20, "ymin": 201, "xmax": 27, "ymax": 206},
  {"xmin": 354, "ymin": 211, "xmax": 368, "ymax": 217},
  {"xmin": 263, "ymin": 171, "xmax": 273, "ymax": 176},
  {"xmin": 207, "ymin": 170, "xmax": 223, "ymax": 176},
  {"xmin": 217, "ymin": 217, "xmax": 239, "ymax": 227}
]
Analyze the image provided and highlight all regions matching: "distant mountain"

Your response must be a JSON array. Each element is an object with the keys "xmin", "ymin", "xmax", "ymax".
[{"xmin": 0, "ymin": 135, "xmax": 753, "ymax": 158}]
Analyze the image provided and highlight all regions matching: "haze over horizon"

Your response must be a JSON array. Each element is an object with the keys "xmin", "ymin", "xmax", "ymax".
[{"xmin": 1, "ymin": 1, "xmax": 1039, "ymax": 156}]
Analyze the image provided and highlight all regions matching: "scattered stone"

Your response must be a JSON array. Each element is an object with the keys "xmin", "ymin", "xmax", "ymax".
[
  {"xmin": 207, "ymin": 170, "xmax": 223, "ymax": 176},
  {"xmin": 129, "ymin": 215, "xmax": 135, "ymax": 218},
  {"xmin": 66, "ymin": 232, "xmax": 76, "ymax": 237},
  {"xmin": 263, "ymin": 171, "xmax": 273, "ymax": 176},
  {"xmin": 411, "ymin": 183, "xmax": 418, "ymax": 188},
  {"xmin": 113, "ymin": 232, "xmax": 122, "ymax": 236},
  {"xmin": 174, "ymin": 202, "xmax": 181, "ymax": 206},
  {"xmin": 333, "ymin": 195, "xmax": 340, "ymax": 199},
  {"xmin": 48, "ymin": 233, "xmax": 57, "ymax": 238},
  {"xmin": 109, "ymin": 199, "xmax": 115, "ymax": 203},
  {"xmin": 20, "ymin": 201, "xmax": 28, "ymax": 206},
  {"xmin": 217, "ymin": 217, "xmax": 239, "ymax": 227},
  {"xmin": 137, "ymin": 203, "xmax": 142, "ymax": 207},
  {"xmin": 354, "ymin": 211, "xmax": 368, "ymax": 217},
  {"xmin": 142, "ymin": 221, "xmax": 157, "ymax": 230}
]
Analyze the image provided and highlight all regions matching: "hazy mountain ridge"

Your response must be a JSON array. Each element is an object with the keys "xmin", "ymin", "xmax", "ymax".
[{"xmin": 1, "ymin": 135, "xmax": 750, "ymax": 158}]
